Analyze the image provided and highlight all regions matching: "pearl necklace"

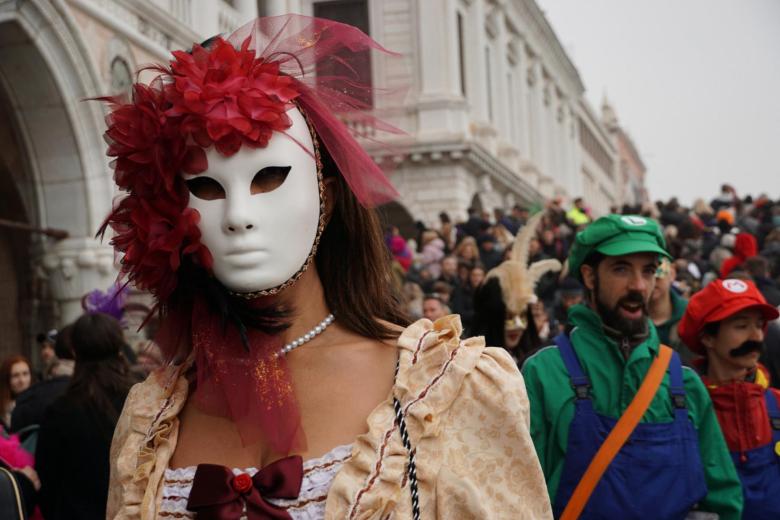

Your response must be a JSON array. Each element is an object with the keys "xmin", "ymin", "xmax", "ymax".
[{"xmin": 277, "ymin": 314, "xmax": 335, "ymax": 357}]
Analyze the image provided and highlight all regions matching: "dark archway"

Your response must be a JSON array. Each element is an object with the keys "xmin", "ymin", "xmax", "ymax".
[
  {"xmin": 0, "ymin": 97, "xmax": 35, "ymax": 360},
  {"xmin": 376, "ymin": 201, "xmax": 417, "ymax": 240}
]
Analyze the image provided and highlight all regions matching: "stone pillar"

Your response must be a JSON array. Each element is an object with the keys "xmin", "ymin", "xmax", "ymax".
[
  {"xmin": 538, "ymin": 72, "xmax": 551, "ymax": 178},
  {"xmin": 259, "ymin": 0, "xmax": 287, "ymax": 16},
  {"xmin": 515, "ymin": 40, "xmax": 530, "ymax": 158},
  {"xmin": 191, "ymin": 0, "xmax": 220, "ymax": 38},
  {"xmin": 559, "ymin": 101, "xmax": 571, "ymax": 194},
  {"xmin": 233, "ymin": 0, "xmax": 259, "ymax": 20},
  {"xmin": 467, "ymin": 0, "xmax": 489, "ymax": 123},
  {"xmin": 492, "ymin": 7, "xmax": 510, "ymax": 140},
  {"xmin": 551, "ymin": 92, "xmax": 564, "ymax": 187},
  {"xmin": 528, "ymin": 58, "xmax": 546, "ymax": 175},
  {"xmin": 40, "ymin": 238, "xmax": 118, "ymax": 326},
  {"xmin": 570, "ymin": 107, "xmax": 583, "ymax": 197},
  {"xmin": 415, "ymin": 0, "xmax": 467, "ymax": 135}
]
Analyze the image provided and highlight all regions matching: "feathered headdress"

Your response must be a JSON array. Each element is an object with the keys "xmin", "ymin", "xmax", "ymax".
[{"xmin": 485, "ymin": 212, "xmax": 562, "ymax": 317}]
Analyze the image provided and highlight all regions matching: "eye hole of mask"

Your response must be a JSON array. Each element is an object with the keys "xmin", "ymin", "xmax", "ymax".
[
  {"xmin": 185, "ymin": 176, "xmax": 226, "ymax": 200},
  {"xmin": 251, "ymin": 166, "xmax": 291, "ymax": 195}
]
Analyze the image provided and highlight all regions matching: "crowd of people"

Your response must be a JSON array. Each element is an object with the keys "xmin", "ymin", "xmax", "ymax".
[
  {"xmin": 384, "ymin": 184, "xmax": 780, "ymax": 517},
  {"xmin": 390, "ymin": 185, "xmax": 780, "ymax": 372},
  {"xmin": 0, "ymin": 293, "xmax": 162, "ymax": 518}
]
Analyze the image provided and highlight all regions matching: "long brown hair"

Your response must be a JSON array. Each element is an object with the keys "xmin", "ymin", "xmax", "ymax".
[
  {"xmin": 0, "ymin": 355, "xmax": 31, "ymax": 420},
  {"xmin": 316, "ymin": 147, "xmax": 410, "ymax": 340},
  {"xmin": 68, "ymin": 313, "xmax": 136, "ymax": 438}
]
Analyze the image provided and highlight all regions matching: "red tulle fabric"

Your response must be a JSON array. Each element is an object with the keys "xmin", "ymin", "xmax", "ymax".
[{"xmin": 190, "ymin": 298, "xmax": 304, "ymax": 453}]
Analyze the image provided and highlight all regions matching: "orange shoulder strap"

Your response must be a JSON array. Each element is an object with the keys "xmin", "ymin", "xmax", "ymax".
[{"xmin": 560, "ymin": 344, "xmax": 674, "ymax": 520}]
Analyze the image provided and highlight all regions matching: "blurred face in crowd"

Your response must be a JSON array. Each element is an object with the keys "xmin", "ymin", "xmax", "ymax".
[
  {"xmin": 504, "ymin": 312, "xmax": 526, "ymax": 349},
  {"xmin": 469, "ymin": 267, "xmax": 486, "ymax": 288},
  {"xmin": 531, "ymin": 301, "xmax": 548, "ymax": 329},
  {"xmin": 458, "ymin": 241, "xmax": 477, "ymax": 261},
  {"xmin": 423, "ymin": 297, "xmax": 447, "ymax": 321},
  {"xmin": 581, "ymin": 252, "xmax": 658, "ymax": 336},
  {"xmin": 529, "ymin": 238, "xmax": 541, "ymax": 257},
  {"xmin": 441, "ymin": 257, "xmax": 458, "ymax": 278},
  {"xmin": 562, "ymin": 292, "xmax": 583, "ymax": 311},
  {"xmin": 9, "ymin": 361, "xmax": 31, "ymax": 396},
  {"xmin": 541, "ymin": 229, "xmax": 555, "ymax": 245},
  {"xmin": 651, "ymin": 260, "xmax": 676, "ymax": 303},
  {"xmin": 40, "ymin": 342, "xmax": 55, "ymax": 365},
  {"xmin": 458, "ymin": 263, "xmax": 470, "ymax": 283},
  {"xmin": 702, "ymin": 309, "xmax": 765, "ymax": 375}
]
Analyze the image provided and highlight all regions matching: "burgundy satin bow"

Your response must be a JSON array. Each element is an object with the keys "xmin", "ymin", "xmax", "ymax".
[{"xmin": 186, "ymin": 456, "xmax": 303, "ymax": 519}]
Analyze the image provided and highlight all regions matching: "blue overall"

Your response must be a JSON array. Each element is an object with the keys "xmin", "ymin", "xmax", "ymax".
[
  {"xmin": 731, "ymin": 389, "xmax": 780, "ymax": 519},
  {"xmin": 552, "ymin": 334, "xmax": 708, "ymax": 519}
]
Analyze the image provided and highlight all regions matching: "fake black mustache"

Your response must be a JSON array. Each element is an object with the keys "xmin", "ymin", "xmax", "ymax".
[{"xmin": 729, "ymin": 340, "xmax": 764, "ymax": 358}]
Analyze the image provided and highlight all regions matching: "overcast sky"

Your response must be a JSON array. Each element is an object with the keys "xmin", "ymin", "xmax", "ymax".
[{"xmin": 535, "ymin": 0, "xmax": 780, "ymax": 205}]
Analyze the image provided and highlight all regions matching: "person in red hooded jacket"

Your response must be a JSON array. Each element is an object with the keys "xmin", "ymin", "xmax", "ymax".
[
  {"xmin": 678, "ymin": 278, "xmax": 780, "ymax": 519},
  {"xmin": 720, "ymin": 232, "xmax": 758, "ymax": 278}
]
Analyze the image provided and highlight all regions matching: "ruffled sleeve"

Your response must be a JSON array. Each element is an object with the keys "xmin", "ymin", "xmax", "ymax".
[
  {"xmin": 106, "ymin": 364, "xmax": 188, "ymax": 519},
  {"xmin": 325, "ymin": 315, "xmax": 552, "ymax": 519}
]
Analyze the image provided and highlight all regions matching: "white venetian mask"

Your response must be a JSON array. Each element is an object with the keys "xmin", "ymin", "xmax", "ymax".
[{"xmin": 183, "ymin": 107, "xmax": 321, "ymax": 293}]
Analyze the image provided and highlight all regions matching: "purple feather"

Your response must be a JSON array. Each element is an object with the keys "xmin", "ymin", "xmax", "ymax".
[{"xmin": 81, "ymin": 283, "xmax": 129, "ymax": 322}]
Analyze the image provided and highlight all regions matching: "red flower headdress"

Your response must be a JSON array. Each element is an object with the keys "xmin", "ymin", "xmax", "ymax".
[
  {"xmin": 98, "ymin": 15, "xmax": 404, "ymax": 453},
  {"xmin": 100, "ymin": 14, "xmax": 402, "ymax": 301}
]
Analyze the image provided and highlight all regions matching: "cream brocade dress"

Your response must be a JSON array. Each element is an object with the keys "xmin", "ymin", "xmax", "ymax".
[{"xmin": 106, "ymin": 315, "xmax": 553, "ymax": 519}]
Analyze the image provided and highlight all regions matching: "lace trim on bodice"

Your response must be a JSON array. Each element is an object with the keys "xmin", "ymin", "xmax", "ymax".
[{"xmin": 159, "ymin": 444, "xmax": 353, "ymax": 519}]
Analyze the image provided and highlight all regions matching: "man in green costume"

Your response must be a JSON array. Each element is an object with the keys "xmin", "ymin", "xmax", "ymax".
[{"xmin": 522, "ymin": 214, "xmax": 742, "ymax": 519}]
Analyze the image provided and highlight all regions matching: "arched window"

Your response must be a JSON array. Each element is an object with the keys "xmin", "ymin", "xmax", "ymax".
[{"xmin": 110, "ymin": 57, "xmax": 132, "ymax": 96}]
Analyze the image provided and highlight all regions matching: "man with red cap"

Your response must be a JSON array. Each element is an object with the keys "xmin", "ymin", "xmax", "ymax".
[{"xmin": 679, "ymin": 278, "xmax": 780, "ymax": 519}]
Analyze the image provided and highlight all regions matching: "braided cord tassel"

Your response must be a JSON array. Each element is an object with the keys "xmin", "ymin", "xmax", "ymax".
[{"xmin": 394, "ymin": 397, "xmax": 421, "ymax": 520}]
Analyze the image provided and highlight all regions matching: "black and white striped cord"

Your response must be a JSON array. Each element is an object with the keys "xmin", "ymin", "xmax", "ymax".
[{"xmin": 394, "ymin": 396, "xmax": 421, "ymax": 520}]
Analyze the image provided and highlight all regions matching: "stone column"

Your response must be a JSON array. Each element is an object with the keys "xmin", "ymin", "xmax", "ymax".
[
  {"xmin": 570, "ymin": 106, "xmax": 583, "ymax": 197},
  {"xmin": 40, "ymin": 238, "xmax": 119, "ymax": 326},
  {"xmin": 260, "ymin": 0, "xmax": 288, "ymax": 16},
  {"xmin": 233, "ymin": 0, "xmax": 259, "ymax": 20},
  {"xmin": 526, "ymin": 57, "xmax": 542, "ymax": 170},
  {"xmin": 468, "ymin": 0, "xmax": 489, "ymax": 124},
  {"xmin": 559, "ymin": 101, "xmax": 571, "ymax": 194},
  {"xmin": 415, "ymin": 0, "xmax": 466, "ymax": 135},
  {"xmin": 191, "ymin": 0, "xmax": 220, "ymax": 38},
  {"xmin": 492, "ymin": 7, "xmax": 510, "ymax": 139},
  {"xmin": 515, "ymin": 39, "xmax": 530, "ymax": 158},
  {"xmin": 539, "ymin": 72, "xmax": 551, "ymax": 178}
]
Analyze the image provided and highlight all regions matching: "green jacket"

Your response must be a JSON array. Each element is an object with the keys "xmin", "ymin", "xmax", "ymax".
[
  {"xmin": 655, "ymin": 289, "xmax": 696, "ymax": 366},
  {"xmin": 521, "ymin": 304, "xmax": 742, "ymax": 519}
]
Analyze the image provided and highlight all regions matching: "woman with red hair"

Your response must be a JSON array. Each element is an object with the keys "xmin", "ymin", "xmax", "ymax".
[{"xmin": 0, "ymin": 355, "xmax": 32, "ymax": 430}]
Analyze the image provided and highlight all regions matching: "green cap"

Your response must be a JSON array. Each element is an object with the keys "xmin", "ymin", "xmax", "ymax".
[{"xmin": 567, "ymin": 214, "xmax": 671, "ymax": 280}]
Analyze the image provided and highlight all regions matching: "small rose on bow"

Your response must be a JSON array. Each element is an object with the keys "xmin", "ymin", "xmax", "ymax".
[
  {"xmin": 231, "ymin": 473, "xmax": 253, "ymax": 494},
  {"xmin": 186, "ymin": 455, "xmax": 303, "ymax": 519}
]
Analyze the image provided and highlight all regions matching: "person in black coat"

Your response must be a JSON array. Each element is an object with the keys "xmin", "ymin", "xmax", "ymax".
[
  {"xmin": 11, "ymin": 323, "xmax": 75, "ymax": 433},
  {"xmin": 36, "ymin": 313, "xmax": 135, "ymax": 520}
]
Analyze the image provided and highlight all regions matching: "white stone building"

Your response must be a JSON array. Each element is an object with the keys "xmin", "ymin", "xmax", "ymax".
[
  {"xmin": 0, "ymin": 0, "xmax": 258, "ymax": 358},
  {"xmin": 261, "ymin": 1, "xmax": 625, "ymax": 226},
  {"xmin": 0, "ymin": 0, "xmax": 629, "ymax": 357}
]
